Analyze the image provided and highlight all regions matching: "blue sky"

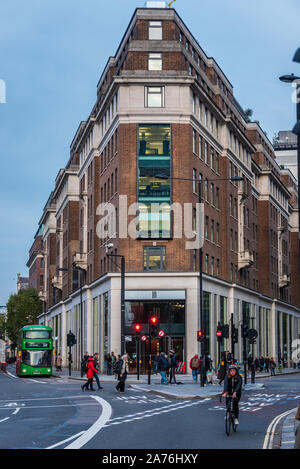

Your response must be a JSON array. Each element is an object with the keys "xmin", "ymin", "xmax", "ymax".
[{"xmin": 0, "ymin": 0, "xmax": 299, "ymax": 305}]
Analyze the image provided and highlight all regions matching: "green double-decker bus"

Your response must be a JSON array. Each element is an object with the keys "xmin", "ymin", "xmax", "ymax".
[{"xmin": 16, "ymin": 325, "xmax": 53, "ymax": 377}]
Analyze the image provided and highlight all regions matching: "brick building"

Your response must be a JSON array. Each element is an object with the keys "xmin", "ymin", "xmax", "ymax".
[{"xmin": 28, "ymin": 3, "xmax": 300, "ymax": 371}]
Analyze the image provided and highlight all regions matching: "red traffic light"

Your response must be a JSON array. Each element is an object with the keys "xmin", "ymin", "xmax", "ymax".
[
  {"xmin": 197, "ymin": 330, "xmax": 205, "ymax": 341},
  {"xmin": 134, "ymin": 324, "xmax": 141, "ymax": 332},
  {"xmin": 150, "ymin": 316, "xmax": 158, "ymax": 325}
]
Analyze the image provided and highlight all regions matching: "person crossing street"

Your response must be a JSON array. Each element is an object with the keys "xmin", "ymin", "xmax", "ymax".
[
  {"xmin": 81, "ymin": 357, "xmax": 98, "ymax": 391},
  {"xmin": 93, "ymin": 353, "xmax": 103, "ymax": 390}
]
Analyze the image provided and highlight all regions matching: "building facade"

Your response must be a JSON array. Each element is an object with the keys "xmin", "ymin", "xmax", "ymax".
[{"xmin": 28, "ymin": 4, "xmax": 300, "ymax": 372}]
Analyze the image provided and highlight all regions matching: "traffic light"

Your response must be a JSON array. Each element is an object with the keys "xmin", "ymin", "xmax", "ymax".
[
  {"xmin": 223, "ymin": 324, "xmax": 229, "ymax": 338},
  {"xmin": 67, "ymin": 331, "xmax": 76, "ymax": 347},
  {"xmin": 241, "ymin": 323, "xmax": 249, "ymax": 339},
  {"xmin": 232, "ymin": 327, "xmax": 238, "ymax": 344},
  {"xmin": 248, "ymin": 328, "xmax": 258, "ymax": 344},
  {"xmin": 216, "ymin": 324, "xmax": 223, "ymax": 342},
  {"xmin": 149, "ymin": 315, "xmax": 159, "ymax": 338},
  {"xmin": 197, "ymin": 329, "xmax": 205, "ymax": 342},
  {"xmin": 134, "ymin": 324, "xmax": 142, "ymax": 336}
]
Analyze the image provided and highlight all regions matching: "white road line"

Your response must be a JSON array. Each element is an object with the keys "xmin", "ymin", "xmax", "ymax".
[
  {"xmin": 108, "ymin": 400, "xmax": 191, "ymax": 422},
  {"xmin": 63, "ymin": 396, "xmax": 112, "ymax": 450},
  {"xmin": 46, "ymin": 431, "xmax": 85, "ymax": 449},
  {"xmin": 12, "ymin": 408, "xmax": 20, "ymax": 415},
  {"xmin": 0, "ymin": 418, "xmax": 10, "ymax": 423},
  {"xmin": 105, "ymin": 399, "xmax": 209, "ymax": 427},
  {"xmin": 263, "ymin": 407, "xmax": 298, "ymax": 449},
  {"xmin": 5, "ymin": 371, "xmax": 17, "ymax": 379}
]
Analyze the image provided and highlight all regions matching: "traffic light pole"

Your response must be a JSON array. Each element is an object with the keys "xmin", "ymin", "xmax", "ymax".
[
  {"xmin": 148, "ymin": 336, "xmax": 151, "ymax": 385},
  {"xmin": 198, "ymin": 179, "xmax": 205, "ymax": 388},
  {"xmin": 136, "ymin": 337, "xmax": 140, "ymax": 381},
  {"xmin": 243, "ymin": 336, "xmax": 247, "ymax": 385}
]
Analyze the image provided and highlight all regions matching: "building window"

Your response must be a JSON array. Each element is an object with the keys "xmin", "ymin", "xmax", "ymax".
[
  {"xmin": 138, "ymin": 124, "xmax": 171, "ymax": 238},
  {"xmin": 148, "ymin": 53, "xmax": 162, "ymax": 71},
  {"xmin": 145, "ymin": 86, "xmax": 165, "ymax": 108},
  {"xmin": 199, "ymin": 135, "xmax": 202, "ymax": 159},
  {"xmin": 143, "ymin": 246, "xmax": 166, "ymax": 271},
  {"xmin": 193, "ymin": 130, "xmax": 196, "ymax": 153},
  {"xmin": 149, "ymin": 21, "xmax": 162, "ymax": 40}
]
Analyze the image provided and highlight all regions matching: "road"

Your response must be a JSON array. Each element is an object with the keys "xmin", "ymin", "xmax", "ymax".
[{"xmin": 0, "ymin": 365, "xmax": 299, "ymax": 450}]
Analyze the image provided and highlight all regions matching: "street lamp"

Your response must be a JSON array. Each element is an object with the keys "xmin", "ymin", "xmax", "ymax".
[
  {"xmin": 105, "ymin": 244, "xmax": 126, "ymax": 356},
  {"xmin": 279, "ymin": 67, "xmax": 300, "ymax": 280},
  {"xmin": 155, "ymin": 173, "xmax": 243, "ymax": 387}
]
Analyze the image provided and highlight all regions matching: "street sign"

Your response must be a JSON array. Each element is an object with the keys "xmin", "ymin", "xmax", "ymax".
[
  {"xmin": 141, "ymin": 335, "xmax": 147, "ymax": 342},
  {"xmin": 158, "ymin": 330, "xmax": 165, "ymax": 338}
]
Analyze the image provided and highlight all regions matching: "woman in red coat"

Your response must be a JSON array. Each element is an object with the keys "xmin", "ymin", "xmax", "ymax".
[{"xmin": 81, "ymin": 357, "xmax": 98, "ymax": 391}]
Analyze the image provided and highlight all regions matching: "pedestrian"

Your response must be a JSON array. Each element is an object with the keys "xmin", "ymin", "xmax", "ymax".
[
  {"xmin": 265, "ymin": 357, "xmax": 270, "ymax": 373},
  {"xmin": 115, "ymin": 354, "xmax": 129, "ymax": 393},
  {"xmin": 157, "ymin": 352, "xmax": 168, "ymax": 385},
  {"xmin": 81, "ymin": 354, "xmax": 88, "ymax": 377},
  {"xmin": 169, "ymin": 350, "xmax": 178, "ymax": 384},
  {"xmin": 81, "ymin": 357, "xmax": 98, "ymax": 391},
  {"xmin": 190, "ymin": 354, "xmax": 201, "ymax": 384},
  {"xmin": 152, "ymin": 353, "xmax": 160, "ymax": 375},
  {"xmin": 107, "ymin": 353, "xmax": 113, "ymax": 375},
  {"xmin": 93, "ymin": 353, "xmax": 103, "ymax": 390},
  {"xmin": 270, "ymin": 357, "xmax": 276, "ymax": 376},
  {"xmin": 55, "ymin": 353, "xmax": 62, "ymax": 371}
]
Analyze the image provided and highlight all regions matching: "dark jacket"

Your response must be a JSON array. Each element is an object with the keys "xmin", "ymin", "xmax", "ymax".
[
  {"xmin": 157, "ymin": 356, "xmax": 168, "ymax": 371},
  {"xmin": 223, "ymin": 373, "xmax": 242, "ymax": 397},
  {"xmin": 170, "ymin": 354, "xmax": 178, "ymax": 369}
]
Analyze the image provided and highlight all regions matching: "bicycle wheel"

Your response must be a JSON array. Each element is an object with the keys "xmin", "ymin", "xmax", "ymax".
[
  {"xmin": 225, "ymin": 410, "xmax": 231, "ymax": 436},
  {"xmin": 232, "ymin": 415, "xmax": 237, "ymax": 432}
]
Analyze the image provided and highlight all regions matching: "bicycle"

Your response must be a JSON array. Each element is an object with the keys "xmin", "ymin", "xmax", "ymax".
[{"xmin": 220, "ymin": 394, "xmax": 238, "ymax": 436}]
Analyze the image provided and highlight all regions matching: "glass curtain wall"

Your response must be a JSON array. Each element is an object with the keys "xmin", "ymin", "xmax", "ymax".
[{"xmin": 138, "ymin": 124, "xmax": 171, "ymax": 238}]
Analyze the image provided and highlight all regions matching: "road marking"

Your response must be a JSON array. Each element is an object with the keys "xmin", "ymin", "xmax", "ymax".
[
  {"xmin": 5, "ymin": 371, "xmax": 17, "ymax": 379},
  {"xmin": 46, "ymin": 431, "xmax": 85, "ymax": 449},
  {"xmin": 104, "ymin": 399, "xmax": 210, "ymax": 427},
  {"xmin": 0, "ymin": 417, "xmax": 10, "ymax": 423},
  {"xmin": 263, "ymin": 407, "xmax": 297, "ymax": 449},
  {"xmin": 12, "ymin": 408, "xmax": 20, "ymax": 415},
  {"xmin": 63, "ymin": 396, "xmax": 112, "ymax": 449}
]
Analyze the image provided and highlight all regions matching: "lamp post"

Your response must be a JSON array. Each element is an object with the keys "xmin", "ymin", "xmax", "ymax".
[
  {"xmin": 58, "ymin": 266, "xmax": 85, "ymax": 368},
  {"xmin": 156, "ymin": 173, "xmax": 243, "ymax": 386},
  {"xmin": 105, "ymin": 244, "xmax": 126, "ymax": 356},
  {"xmin": 279, "ymin": 69, "xmax": 300, "ymax": 272}
]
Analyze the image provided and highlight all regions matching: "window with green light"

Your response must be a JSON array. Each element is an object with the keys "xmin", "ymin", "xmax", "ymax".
[{"xmin": 138, "ymin": 124, "xmax": 171, "ymax": 238}]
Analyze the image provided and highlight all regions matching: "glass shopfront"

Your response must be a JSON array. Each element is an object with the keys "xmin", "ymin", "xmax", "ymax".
[{"xmin": 125, "ymin": 300, "xmax": 185, "ymax": 373}]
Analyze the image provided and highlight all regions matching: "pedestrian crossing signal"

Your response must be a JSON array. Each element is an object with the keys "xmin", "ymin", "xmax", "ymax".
[{"xmin": 197, "ymin": 330, "xmax": 205, "ymax": 342}]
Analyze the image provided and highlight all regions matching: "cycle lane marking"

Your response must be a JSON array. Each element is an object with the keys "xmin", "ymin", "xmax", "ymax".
[{"xmin": 63, "ymin": 395, "xmax": 112, "ymax": 449}]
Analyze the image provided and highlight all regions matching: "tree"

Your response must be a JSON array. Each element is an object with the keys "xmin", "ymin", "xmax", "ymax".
[
  {"xmin": 244, "ymin": 108, "xmax": 253, "ymax": 123},
  {"xmin": 6, "ymin": 288, "xmax": 42, "ymax": 343}
]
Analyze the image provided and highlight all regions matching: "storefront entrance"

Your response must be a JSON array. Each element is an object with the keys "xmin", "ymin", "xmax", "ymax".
[{"xmin": 125, "ymin": 335, "xmax": 185, "ymax": 374}]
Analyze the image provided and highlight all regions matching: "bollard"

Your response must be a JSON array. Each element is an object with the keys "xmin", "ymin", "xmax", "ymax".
[{"xmin": 1, "ymin": 362, "xmax": 7, "ymax": 373}]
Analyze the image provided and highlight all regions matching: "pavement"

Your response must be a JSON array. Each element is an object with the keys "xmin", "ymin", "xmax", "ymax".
[
  {"xmin": 52, "ymin": 366, "xmax": 300, "ymax": 400},
  {"xmin": 280, "ymin": 408, "xmax": 300, "ymax": 450}
]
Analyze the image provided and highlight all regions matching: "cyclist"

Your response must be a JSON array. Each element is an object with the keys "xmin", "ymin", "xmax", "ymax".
[{"xmin": 222, "ymin": 364, "xmax": 243, "ymax": 426}]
